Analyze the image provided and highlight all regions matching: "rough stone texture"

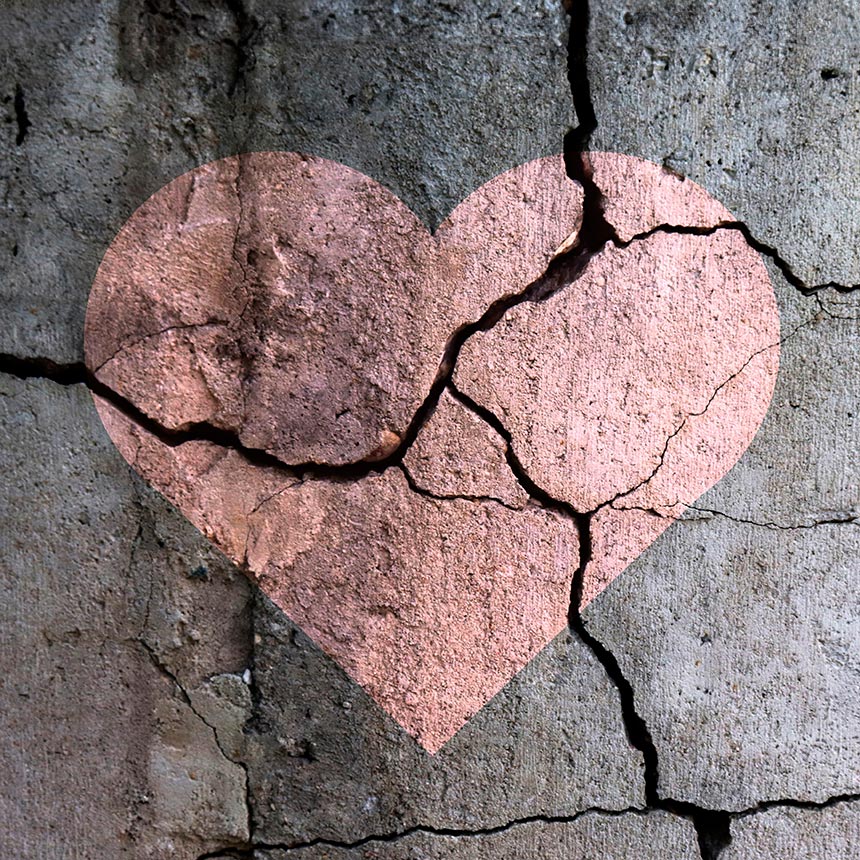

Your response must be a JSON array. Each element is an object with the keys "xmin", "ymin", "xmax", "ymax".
[
  {"xmin": 259, "ymin": 811, "xmax": 700, "ymax": 858},
  {"xmin": 724, "ymin": 801, "xmax": 860, "ymax": 859},
  {"xmin": 86, "ymin": 151, "xmax": 582, "ymax": 466},
  {"xmin": 3, "ymin": 0, "xmax": 860, "ymax": 856},
  {"xmin": 0, "ymin": 0, "xmax": 573, "ymax": 364},
  {"xmin": 403, "ymin": 389, "xmax": 529, "ymax": 509},
  {"xmin": 585, "ymin": 0, "xmax": 860, "ymax": 286},
  {"xmin": 245, "ymin": 598, "xmax": 643, "ymax": 845},
  {"xmin": 586, "ymin": 280, "xmax": 860, "ymax": 811},
  {"xmin": 0, "ymin": 376, "xmax": 252, "ymax": 857}
]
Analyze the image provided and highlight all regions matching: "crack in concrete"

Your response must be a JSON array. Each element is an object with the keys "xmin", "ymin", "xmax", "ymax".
[
  {"xmin": 0, "ymin": 207, "xmax": 833, "ymax": 857},
  {"xmin": 3, "ymin": 6, "xmax": 854, "ymax": 854},
  {"xmin": 223, "ymin": 0, "xmax": 259, "ymax": 96},
  {"xmin": 562, "ymin": 4, "xmax": 731, "ymax": 858},
  {"xmin": 734, "ymin": 791, "xmax": 860, "ymax": 820},
  {"xmin": 195, "ymin": 793, "xmax": 860, "ymax": 857},
  {"xmin": 138, "ymin": 636, "xmax": 253, "ymax": 850},
  {"xmin": 685, "ymin": 506, "xmax": 858, "ymax": 531},
  {"xmin": 93, "ymin": 320, "xmax": 231, "ymax": 375},
  {"xmin": 197, "ymin": 805, "xmax": 651, "ymax": 857},
  {"xmin": 620, "ymin": 220, "xmax": 860, "ymax": 295},
  {"xmin": 600, "ymin": 314, "xmax": 816, "ymax": 515}
]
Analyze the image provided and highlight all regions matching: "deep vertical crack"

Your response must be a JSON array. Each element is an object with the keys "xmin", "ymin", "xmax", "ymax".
[
  {"xmin": 561, "ymin": 3, "xmax": 733, "ymax": 856},
  {"xmin": 562, "ymin": 0, "xmax": 620, "ymax": 255},
  {"xmin": 224, "ymin": 0, "xmax": 258, "ymax": 95}
]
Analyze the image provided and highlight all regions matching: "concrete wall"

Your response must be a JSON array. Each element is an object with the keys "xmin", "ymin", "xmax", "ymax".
[{"xmin": 1, "ymin": 1, "xmax": 857, "ymax": 857}]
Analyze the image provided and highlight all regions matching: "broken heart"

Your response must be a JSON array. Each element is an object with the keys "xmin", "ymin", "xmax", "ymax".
[{"xmin": 85, "ymin": 152, "xmax": 779, "ymax": 753}]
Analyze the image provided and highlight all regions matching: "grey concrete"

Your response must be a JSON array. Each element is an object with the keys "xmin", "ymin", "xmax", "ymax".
[
  {"xmin": 245, "ymin": 596, "xmax": 643, "ymax": 845},
  {"xmin": 3, "ymin": 0, "xmax": 860, "ymax": 855},
  {"xmin": 585, "ymin": 0, "xmax": 860, "ymax": 287},
  {"xmin": 724, "ymin": 801, "xmax": 860, "ymax": 859},
  {"xmin": 0, "ymin": 376, "xmax": 252, "ymax": 857},
  {"xmin": 259, "ymin": 811, "xmax": 700, "ymax": 859},
  {"xmin": 586, "ymin": 280, "xmax": 860, "ymax": 810},
  {"xmin": 1, "ymin": 0, "xmax": 572, "ymax": 363}
]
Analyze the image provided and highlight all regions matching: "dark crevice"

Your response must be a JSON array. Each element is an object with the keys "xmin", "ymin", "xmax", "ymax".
[
  {"xmin": 13, "ymin": 85, "xmax": 31, "ymax": 145},
  {"xmin": 0, "ymin": 150, "xmax": 619, "ymax": 486},
  {"xmin": 199, "ymin": 806, "xmax": 648, "ymax": 857},
  {"xmin": 621, "ymin": 220, "xmax": 860, "ymax": 294},
  {"xmin": 224, "ymin": 0, "xmax": 259, "ymax": 95},
  {"xmin": 0, "ymin": 352, "xmax": 305, "ymax": 475},
  {"xmin": 692, "ymin": 810, "xmax": 733, "ymax": 859},
  {"xmin": 563, "ymin": 0, "xmax": 620, "ymax": 254},
  {"xmin": 737, "ymin": 791, "xmax": 860, "ymax": 818},
  {"xmin": 197, "ymin": 792, "xmax": 860, "ymax": 857},
  {"xmin": 561, "ymin": 4, "xmax": 733, "ymax": 858},
  {"xmin": 448, "ymin": 382, "xmax": 662, "ymax": 807},
  {"xmin": 447, "ymin": 383, "xmax": 581, "ymax": 520}
]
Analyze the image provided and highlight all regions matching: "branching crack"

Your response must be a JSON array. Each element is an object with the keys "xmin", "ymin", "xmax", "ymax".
[
  {"xmin": 138, "ymin": 638, "xmax": 253, "ymax": 851},
  {"xmin": 563, "ymin": 4, "xmax": 738, "ymax": 858},
  {"xmin": 599, "ymin": 314, "xmax": 815, "ymax": 515},
  {"xmin": 196, "ymin": 790, "xmax": 860, "ymax": 858},
  {"xmin": 621, "ymin": 220, "xmax": 860, "ymax": 295},
  {"xmin": 223, "ymin": 0, "xmax": 259, "ymax": 95},
  {"xmin": 4, "ymin": 7, "xmax": 854, "ymax": 855}
]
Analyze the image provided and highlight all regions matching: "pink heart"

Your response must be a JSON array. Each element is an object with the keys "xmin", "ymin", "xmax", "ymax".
[{"xmin": 85, "ymin": 152, "xmax": 779, "ymax": 753}]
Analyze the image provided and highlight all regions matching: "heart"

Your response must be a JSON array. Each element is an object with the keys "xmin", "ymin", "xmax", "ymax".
[{"xmin": 85, "ymin": 152, "xmax": 779, "ymax": 753}]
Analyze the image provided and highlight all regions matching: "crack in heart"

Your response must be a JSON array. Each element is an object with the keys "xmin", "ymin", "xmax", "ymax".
[{"xmin": 85, "ymin": 151, "xmax": 780, "ymax": 752}]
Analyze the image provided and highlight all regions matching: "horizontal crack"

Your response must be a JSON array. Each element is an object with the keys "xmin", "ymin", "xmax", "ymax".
[
  {"xmin": 685, "ymin": 506, "xmax": 859, "ymax": 531},
  {"xmin": 200, "ymin": 805, "xmax": 650, "ymax": 856},
  {"xmin": 197, "ymin": 791, "xmax": 860, "ymax": 858},
  {"xmin": 735, "ymin": 791, "xmax": 860, "ymax": 819},
  {"xmin": 620, "ymin": 220, "xmax": 860, "ymax": 295},
  {"xmin": 398, "ymin": 462, "xmax": 523, "ymax": 511}
]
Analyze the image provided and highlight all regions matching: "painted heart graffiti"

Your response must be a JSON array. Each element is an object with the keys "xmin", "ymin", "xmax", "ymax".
[{"xmin": 85, "ymin": 151, "xmax": 779, "ymax": 753}]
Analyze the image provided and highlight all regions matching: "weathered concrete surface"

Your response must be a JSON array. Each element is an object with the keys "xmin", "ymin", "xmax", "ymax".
[
  {"xmin": 3, "ymin": 0, "xmax": 860, "ymax": 855},
  {"xmin": 585, "ymin": 0, "xmax": 860, "ymax": 286},
  {"xmin": 258, "ymin": 811, "xmax": 700, "ymax": 859},
  {"xmin": 586, "ymin": 280, "xmax": 860, "ymax": 811},
  {"xmin": 724, "ymin": 801, "xmax": 860, "ymax": 859},
  {"xmin": 1, "ymin": 0, "xmax": 572, "ymax": 364},
  {"xmin": 245, "ymin": 598, "xmax": 644, "ymax": 845},
  {"xmin": 97, "ymin": 391, "xmax": 579, "ymax": 751},
  {"xmin": 0, "ymin": 376, "xmax": 252, "ymax": 857}
]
